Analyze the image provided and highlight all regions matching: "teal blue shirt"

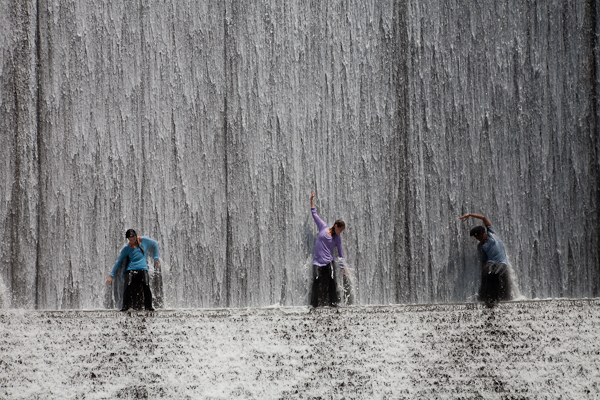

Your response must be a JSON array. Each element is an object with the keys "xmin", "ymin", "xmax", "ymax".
[{"xmin": 110, "ymin": 236, "xmax": 159, "ymax": 276}]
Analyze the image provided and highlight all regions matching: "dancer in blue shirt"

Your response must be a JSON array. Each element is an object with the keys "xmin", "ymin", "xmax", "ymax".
[
  {"xmin": 460, "ymin": 213, "xmax": 511, "ymax": 304},
  {"xmin": 106, "ymin": 229, "xmax": 160, "ymax": 311}
]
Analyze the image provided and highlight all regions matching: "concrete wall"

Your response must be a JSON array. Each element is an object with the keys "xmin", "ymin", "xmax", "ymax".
[{"xmin": 1, "ymin": 0, "xmax": 598, "ymax": 309}]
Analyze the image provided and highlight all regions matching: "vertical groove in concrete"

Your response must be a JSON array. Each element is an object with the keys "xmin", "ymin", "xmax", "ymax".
[{"xmin": 0, "ymin": 1, "xmax": 598, "ymax": 308}]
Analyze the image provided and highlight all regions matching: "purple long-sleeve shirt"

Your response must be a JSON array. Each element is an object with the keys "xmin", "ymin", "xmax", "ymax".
[{"xmin": 311, "ymin": 207, "xmax": 344, "ymax": 267}]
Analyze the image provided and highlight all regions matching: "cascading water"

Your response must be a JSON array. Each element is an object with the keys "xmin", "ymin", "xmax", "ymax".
[{"xmin": 1, "ymin": 0, "xmax": 598, "ymax": 309}]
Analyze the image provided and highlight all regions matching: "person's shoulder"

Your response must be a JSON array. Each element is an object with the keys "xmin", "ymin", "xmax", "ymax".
[{"xmin": 487, "ymin": 225, "xmax": 497, "ymax": 234}]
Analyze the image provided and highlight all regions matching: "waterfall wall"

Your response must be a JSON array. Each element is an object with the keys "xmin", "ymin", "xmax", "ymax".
[{"xmin": 1, "ymin": 0, "xmax": 598, "ymax": 309}]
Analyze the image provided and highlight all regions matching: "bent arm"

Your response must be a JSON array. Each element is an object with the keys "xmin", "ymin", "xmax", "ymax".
[
  {"xmin": 143, "ymin": 237, "xmax": 160, "ymax": 260},
  {"xmin": 459, "ymin": 213, "xmax": 491, "ymax": 227}
]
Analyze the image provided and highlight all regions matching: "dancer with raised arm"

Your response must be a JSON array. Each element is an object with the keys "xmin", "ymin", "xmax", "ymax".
[
  {"xmin": 459, "ymin": 213, "xmax": 511, "ymax": 305},
  {"xmin": 310, "ymin": 190, "xmax": 346, "ymax": 307}
]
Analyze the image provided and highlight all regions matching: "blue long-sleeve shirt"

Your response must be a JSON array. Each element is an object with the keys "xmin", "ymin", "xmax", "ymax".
[
  {"xmin": 477, "ymin": 226, "xmax": 507, "ymax": 264},
  {"xmin": 110, "ymin": 236, "xmax": 159, "ymax": 276}
]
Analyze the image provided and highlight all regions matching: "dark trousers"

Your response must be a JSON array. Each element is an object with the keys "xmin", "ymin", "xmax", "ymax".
[
  {"xmin": 478, "ymin": 262, "xmax": 510, "ymax": 303},
  {"xmin": 310, "ymin": 263, "xmax": 339, "ymax": 307},
  {"xmin": 122, "ymin": 270, "xmax": 153, "ymax": 310}
]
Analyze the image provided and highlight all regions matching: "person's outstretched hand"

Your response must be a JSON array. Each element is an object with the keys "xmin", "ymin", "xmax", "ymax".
[{"xmin": 459, "ymin": 213, "xmax": 471, "ymax": 221}]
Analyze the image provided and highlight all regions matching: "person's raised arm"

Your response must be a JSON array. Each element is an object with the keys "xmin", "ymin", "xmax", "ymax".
[
  {"xmin": 310, "ymin": 190, "xmax": 327, "ymax": 231},
  {"xmin": 459, "ymin": 213, "xmax": 491, "ymax": 227}
]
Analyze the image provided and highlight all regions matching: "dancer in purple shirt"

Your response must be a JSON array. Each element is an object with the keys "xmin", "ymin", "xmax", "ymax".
[{"xmin": 310, "ymin": 190, "xmax": 346, "ymax": 307}]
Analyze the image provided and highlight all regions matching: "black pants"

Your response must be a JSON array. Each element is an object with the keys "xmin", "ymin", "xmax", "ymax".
[
  {"xmin": 310, "ymin": 263, "xmax": 339, "ymax": 307},
  {"xmin": 122, "ymin": 270, "xmax": 153, "ymax": 310},
  {"xmin": 478, "ymin": 262, "xmax": 510, "ymax": 303}
]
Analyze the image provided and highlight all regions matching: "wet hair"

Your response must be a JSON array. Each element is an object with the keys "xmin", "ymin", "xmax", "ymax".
[
  {"xmin": 125, "ymin": 229, "xmax": 144, "ymax": 254},
  {"xmin": 470, "ymin": 226, "xmax": 486, "ymax": 237},
  {"xmin": 330, "ymin": 220, "xmax": 345, "ymax": 237}
]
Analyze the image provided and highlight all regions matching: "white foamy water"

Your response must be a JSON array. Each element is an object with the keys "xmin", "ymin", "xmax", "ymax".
[{"xmin": 1, "ymin": 299, "xmax": 598, "ymax": 399}]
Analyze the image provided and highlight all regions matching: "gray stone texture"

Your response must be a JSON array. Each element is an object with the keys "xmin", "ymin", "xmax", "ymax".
[{"xmin": 1, "ymin": 0, "xmax": 598, "ymax": 308}]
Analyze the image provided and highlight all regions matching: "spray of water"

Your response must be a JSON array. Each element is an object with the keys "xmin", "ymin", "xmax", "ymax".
[
  {"xmin": 0, "ymin": 275, "xmax": 9, "ymax": 309},
  {"xmin": 506, "ymin": 261, "xmax": 525, "ymax": 301},
  {"xmin": 334, "ymin": 257, "xmax": 355, "ymax": 306}
]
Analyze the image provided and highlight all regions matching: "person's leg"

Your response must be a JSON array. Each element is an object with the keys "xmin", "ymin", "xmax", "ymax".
[
  {"xmin": 310, "ymin": 265, "xmax": 320, "ymax": 307},
  {"xmin": 142, "ymin": 270, "xmax": 154, "ymax": 310},
  {"xmin": 327, "ymin": 263, "xmax": 339, "ymax": 306},
  {"xmin": 496, "ymin": 263, "xmax": 510, "ymax": 301},
  {"xmin": 479, "ymin": 263, "xmax": 495, "ymax": 303},
  {"xmin": 487, "ymin": 262, "xmax": 502, "ymax": 303},
  {"xmin": 121, "ymin": 271, "xmax": 132, "ymax": 311}
]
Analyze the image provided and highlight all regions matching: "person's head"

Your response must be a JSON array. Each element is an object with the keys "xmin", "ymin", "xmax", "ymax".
[
  {"xmin": 125, "ymin": 229, "xmax": 137, "ymax": 244},
  {"xmin": 470, "ymin": 226, "xmax": 487, "ymax": 242},
  {"xmin": 331, "ymin": 220, "xmax": 345, "ymax": 236}
]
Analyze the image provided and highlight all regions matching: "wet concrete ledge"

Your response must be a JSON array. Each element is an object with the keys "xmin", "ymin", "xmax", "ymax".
[{"xmin": 1, "ymin": 299, "xmax": 599, "ymax": 399}]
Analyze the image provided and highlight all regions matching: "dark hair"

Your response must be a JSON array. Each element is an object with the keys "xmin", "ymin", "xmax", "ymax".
[
  {"xmin": 125, "ymin": 229, "xmax": 144, "ymax": 255},
  {"xmin": 330, "ymin": 220, "xmax": 345, "ymax": 237},
  {"xmin": 470, "ymin": 226, "xmax": 486, "ymax": 237}
]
